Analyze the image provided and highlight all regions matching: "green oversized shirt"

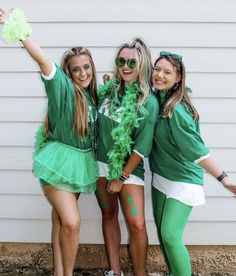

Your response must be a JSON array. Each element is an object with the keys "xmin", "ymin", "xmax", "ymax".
[
  {"xmin": 149, "ymin": 92, "xmax": 209, "ymax": 185},
  {"xmin": 42, "ymin": 64, "xmax": 97, "ymax": 150},
  {"xmin": 98, "ymin": 91, "xmax": 159, "ymax": 180}
]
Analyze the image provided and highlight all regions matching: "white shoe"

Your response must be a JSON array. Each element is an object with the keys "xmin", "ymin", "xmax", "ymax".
[{"xmin": 104, "ymin": 270, "xmax": 124, "ymax": 276}]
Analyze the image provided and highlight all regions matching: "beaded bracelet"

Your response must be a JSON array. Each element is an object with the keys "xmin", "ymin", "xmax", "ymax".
[{"xmin": 119, "ymin": 171, "xmax": 130, "ymax": 182}]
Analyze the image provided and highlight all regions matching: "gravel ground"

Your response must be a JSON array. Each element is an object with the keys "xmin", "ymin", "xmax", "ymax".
[{"xmin": 0, "ymin": 271, "xmax": 235, "ymax": 276}]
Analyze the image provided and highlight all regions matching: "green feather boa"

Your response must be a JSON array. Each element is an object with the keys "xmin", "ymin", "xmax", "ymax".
[
  {"xmin": 98, "ymin": 80, "xmax": 147, "ymax": 181},
  {"xmin": 34, "ymin": 124, "xmax": 48, "ymax": 155}
]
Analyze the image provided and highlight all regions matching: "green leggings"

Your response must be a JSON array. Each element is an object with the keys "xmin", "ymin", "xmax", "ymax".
[{"xmin": 152, "ymin": 187, "xmax": 192, "ymax": 276}]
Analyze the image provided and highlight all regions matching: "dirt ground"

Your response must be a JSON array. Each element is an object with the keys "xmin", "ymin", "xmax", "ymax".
[{"xmin": 0, "ymin": 270, "xmax": 235, "ymax": 276}]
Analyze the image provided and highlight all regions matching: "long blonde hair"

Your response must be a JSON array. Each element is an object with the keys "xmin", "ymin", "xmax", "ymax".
[
  {"xmin": 46, "ymin": 47, "xmax": 97, "ymax": 139},
  {"xmin": 154, "ymin": 56, "xmax": 199, "ymax": 122},
  {"xmin": 113, "ymin": 37, "xmax": 152, "ymax": 107}
]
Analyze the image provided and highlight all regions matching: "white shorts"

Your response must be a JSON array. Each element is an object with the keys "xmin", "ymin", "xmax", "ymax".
[{"xmin": 98, "ymin": 161, "xmax": 144, "ymax": 186}]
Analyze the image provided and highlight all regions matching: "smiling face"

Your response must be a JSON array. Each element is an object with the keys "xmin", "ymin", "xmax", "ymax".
[
  {"xmin": 117, "ymin": 48, "xmax": 139, "ymax": 84},
  {"xmin": 152, "ymin": 58, "xmax": 181, "ymax": 91},
  {"xmin": 69, "ymin": 54, "xmax": 93, "ymax": 88}
]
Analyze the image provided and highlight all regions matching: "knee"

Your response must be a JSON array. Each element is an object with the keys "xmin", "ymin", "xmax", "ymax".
[
  {"xmin": 129, "ymin": 218, "xmax": 146, "ymax": 234},
  {"xmin": 161, "ymin": 228, "xmax": 178, "ymax": 248},
  {"xmin": 62, "ymin": 217, "xmax": 80, "ymax": 235},
  {"xmin": 101, "ymin": 206, "xmax": 118, "ymax": 221}
]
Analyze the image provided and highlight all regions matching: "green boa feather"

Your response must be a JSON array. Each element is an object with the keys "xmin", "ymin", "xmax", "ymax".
[
  {"xmin": 34, "ymin": 124, "xmax": 48, "ymax": 155},
  {"xmin": 98, "ymin": 80, "xmax": 147, "ymax": 181}
]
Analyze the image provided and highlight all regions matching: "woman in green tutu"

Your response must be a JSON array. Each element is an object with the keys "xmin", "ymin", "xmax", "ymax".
[
  {"xmin": 0, "ymin": 9, "xmax": 98, "ymax": 276},
  {"xmin": 96, "ymin": 37, "xmax": 159, "ymax": 276}
]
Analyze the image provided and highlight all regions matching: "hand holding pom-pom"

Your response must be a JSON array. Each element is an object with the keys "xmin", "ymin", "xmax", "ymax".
[
  {"xmin": 1, "ymin": 8, "xmax": 32, "ymax": 43},
  {"xmin": 0, "ymin": 9, "xmax": 8, "ymax": 24}
]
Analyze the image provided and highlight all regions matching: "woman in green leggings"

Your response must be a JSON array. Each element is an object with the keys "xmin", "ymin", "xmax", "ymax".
[{"xmin": 149, "ymin": 51, "xmax": 236, "ymax": 276}]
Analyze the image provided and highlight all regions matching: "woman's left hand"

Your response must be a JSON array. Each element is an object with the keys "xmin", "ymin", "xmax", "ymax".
[
  {"xmin": 0, "ymin": 9, "xmax": 7, "ymax": 24},
  {"xmin": 106, "ymin": 180, "xmax": 124, "ymax": 194},
  {"xmin": 221, "ymin": 177, "xmax": 236, "ymax": 195}
]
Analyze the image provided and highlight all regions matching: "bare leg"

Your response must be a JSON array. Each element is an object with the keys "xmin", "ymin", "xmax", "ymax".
[
  {"xmin": 43, "ymin": 185, "xmax": 80, "ymax": 276},
  {"xmin": 95, "ymin": 177, "xmax": 122, "ymax": 275},
  {"xmin": 119, "ymin": 184, "xmax": 148, "ymax": 276},
  {"xmin": 51, "ymin": 194, "xmax": 80, "ymax": 276},
  {"xmin": 51, "ymin": 209, "xmax": 63, "ymax": 276}
]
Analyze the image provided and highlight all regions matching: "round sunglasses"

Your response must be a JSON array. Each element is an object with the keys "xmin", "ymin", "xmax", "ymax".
[{"xmin": 115, "ymin": 57, "xmax": 138, "ymax": 69}]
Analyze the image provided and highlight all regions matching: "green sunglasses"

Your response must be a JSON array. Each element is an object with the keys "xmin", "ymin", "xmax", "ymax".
[
  {"xmin": 160, "ymin": 51, "xmax": 182, "ymax": 61},
  {"xmin": 115, "ymin": 57, "xmax": 138, "ymax": 69}
]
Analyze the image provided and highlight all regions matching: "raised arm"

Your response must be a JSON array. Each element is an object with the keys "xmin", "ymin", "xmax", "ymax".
[
  {"xmin": 21, "ymin": 37, "xmax": 53, "ymax": 76},
  {"xmin": 0, "ymin": 8, "xmax": 53, "ymax": 75}
]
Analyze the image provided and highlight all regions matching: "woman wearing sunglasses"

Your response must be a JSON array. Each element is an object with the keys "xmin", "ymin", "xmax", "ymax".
[
  {"xmin": 0, "ymin": 9, "xmax": 99, "ymax": 276},
  {"xmin": 149, "ymin": 51, "xmax": 236, "ymax": 276},
  {"xmin": 96, "ymin": 38, "xmax": 159, "ymax": 276}
]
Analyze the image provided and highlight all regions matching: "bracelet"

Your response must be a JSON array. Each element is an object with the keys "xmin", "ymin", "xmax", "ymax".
[
  {"xmin": 119, "ymin": 171, "xmax": 130, "ymax": 182},
  {"xmin": 217, "ymin": 171, "xmax": 228, "ymax": 182},
  {"xmin": 121, "ymin": 170, "xmax": 129, "ymax": 178},
  {"xmin": 119, "ymin": 175, "xmax": 127, "ymax": 182}
]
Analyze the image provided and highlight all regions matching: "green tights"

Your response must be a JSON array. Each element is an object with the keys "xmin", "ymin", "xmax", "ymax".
[{"xmin": 152, "ymin": 187, "xmax": 192, "ymax": 276}]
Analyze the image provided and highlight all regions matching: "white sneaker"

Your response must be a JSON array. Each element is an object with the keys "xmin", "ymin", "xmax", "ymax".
[{"xmin": 104, "ymin": 270, "xmax": 124, "ymax": 276}]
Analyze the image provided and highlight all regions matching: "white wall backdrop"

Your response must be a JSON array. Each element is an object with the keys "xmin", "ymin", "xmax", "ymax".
[{"xmin": 0, "ymin": 0, "xmax": 236, "ymax": 245}]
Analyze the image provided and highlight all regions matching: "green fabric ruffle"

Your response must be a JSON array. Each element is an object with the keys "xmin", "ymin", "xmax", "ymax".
[{"xmin": 33, "ymin": 141, "xmax": 98, "ymax": 194}]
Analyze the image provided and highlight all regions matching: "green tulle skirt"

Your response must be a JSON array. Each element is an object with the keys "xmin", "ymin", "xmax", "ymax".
[{"xmin": 33, "ymin": 141, "xmax": 98, "ymax": 194}]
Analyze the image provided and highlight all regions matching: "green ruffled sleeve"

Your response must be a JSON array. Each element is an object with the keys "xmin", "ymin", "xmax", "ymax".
[
  {"xmin": 132, "ymin": 93, "xmax": 159, "ymax": 157},
  {"xmin": 169, "ymin": 103, "xmax": 209, "ymax": 162}
]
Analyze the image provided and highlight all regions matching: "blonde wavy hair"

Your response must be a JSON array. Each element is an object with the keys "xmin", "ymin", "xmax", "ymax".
[
  {"xmin": 154, "ymin": 56, "xmax": 199, "ymax": 122},
  {"xmin": 45, "ymin": 47, "xmax": 97, "ymax": 139},
  {"xmin": 113, "ymin": 37, "xmax": 152, "ymax": 107}
]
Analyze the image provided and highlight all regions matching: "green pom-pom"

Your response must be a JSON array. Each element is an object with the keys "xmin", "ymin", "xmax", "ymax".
[{"xmin": 2, "ymin": 8, "xmax": 32, "ymax": 43}]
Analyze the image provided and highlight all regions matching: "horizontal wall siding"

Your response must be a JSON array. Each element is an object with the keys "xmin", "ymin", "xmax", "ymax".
[
  {"xmin": 1, "ymin": 194, "xmax": 236, "ymax": 221},
  {"xmin": 1, "ymin": 0, "xmax": 236, "ymax": 244},
  {"xmin": 1, "ymin": 72, "xmax": 236, "ymax": 98},
  {"xmin": 1, "ymin": 22, "xmax": 236, "ymax": 48},
  {"xmin": 0, "ymin": 170, "xmax": 234, "ymax": 197},
  {"xmin": 1, "ymin": 98, "xmax": 236, "ymax": 123},
  {"xmin": 1, "ymin": 122, "xmax": 236, "ymax": 148},
  {"xmin": 2, "ymin": 0, "xmax": 236, "ymax": 23},
  {"xmin": 0, "ymin": 219, "xmax": 235, "ymax": 245},
  {"xmin": 1, "ymin": 148, "xmax": 236, "ymax": 172},
  {"xmin": 1, "ymin": 48, "xmax": 236, "ymax": 72}
]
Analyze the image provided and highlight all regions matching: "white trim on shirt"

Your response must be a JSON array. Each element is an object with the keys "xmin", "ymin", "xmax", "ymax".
[
  {"xmin": 194, "ymin": 153, "xmax": 210, "ymax": 164},
  {"xmin": 133, "ymin": 149, "xmax": 144, "ymax": 158},
  {"xmin": 41, "ymin": 62, "xmax": 56, "ymax": 80},
  {"xmin": 152, "ymin": 173, "xmax": 205, "ymax": 206}
]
